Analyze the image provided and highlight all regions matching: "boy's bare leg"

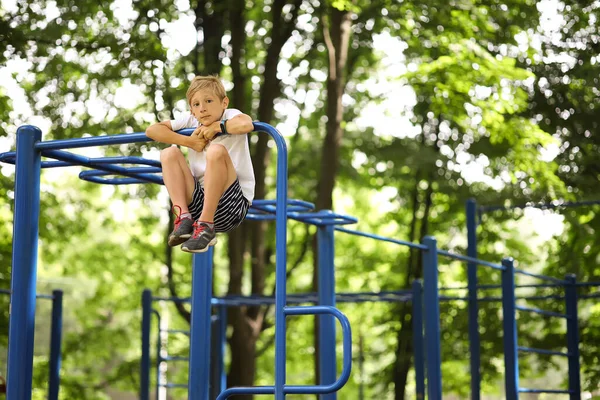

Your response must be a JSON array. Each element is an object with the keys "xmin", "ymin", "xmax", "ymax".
[
  {"xmin": 160, "ymin": 146, "xmax": 196, "ymax": 211},
  {"xmin": 199, "ymin": 144, "xmax": 238, "ymax": 223}
]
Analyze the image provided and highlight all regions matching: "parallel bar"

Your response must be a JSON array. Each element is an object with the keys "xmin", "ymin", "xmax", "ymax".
[
  {"xmin": 152, "ymin": 310, "xmax": 162, "ymax": 400},
  {"xmin": 514, "ymin": 268, "xmax": 567, "ymax": 284},
  {"xmin": 565, "ymin": 274, "xmax": 581, "ymax": 400},
  {"xmin": 48, "ymin": 290, "xmax": 63, "ymax": 400},
  {"xmin": 501, "ymin": 258, "xmax": 519, "ymax": 400},
  {"xmin": 140, "ymin": 290, "xmax": 152, "ymax": 400},
  {"xmin": 422, "ymin": 236, "xmax": 442, "ymax": 400},
  {"xmin": 188, "ymin": 249, "xmax": 214, "ymax": 400},
  {"xmin": 466, "ymin": 198, "xmax": 480, "ymax": 400},
  {"xmin": 518, "ymin": 388, "xmax": 572, "ymax": 394},
  {"xmin": 162, "ymin": 329, "xmax": 190, "ymax": 336},
  {"xmin": 515, "ymin": 305, "xmax": 568, "ymax": 319},
  {"xmin": 334, "ymin": 227, "xmax": 428, "ymax": 250},
  {"xmin": 318, "ymin": 225, "xmax": 337, "ymax": 400},
  {"xmin": 163, "ymin": 356, "xmax": 190, "ymax": 362},
  {"xmin": 411, "ymin": 280, "xmax": 425, "ymax": 400},
  {"xmin": 41, "ymin": 150, "xmax": 162, "ymax": 185},
  {"xmin": 437, "ymin": 250, "xmax": 505, "ymax": 270},
  {"xmin": 518, "ymin": 346, "xmax": 569, "ymax": 357},
  {"xmin": 7, "ymin": 125, "xmax": 42, "ymax": 400}
]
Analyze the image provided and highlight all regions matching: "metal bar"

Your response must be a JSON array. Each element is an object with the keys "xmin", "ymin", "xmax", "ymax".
[
  {"xmin": 253, "ymin": 121, "xmax": 289, "ymax": 400},
  {"xmin": 513, "ymin": 268, "xmax": 567, "ymax": 284},
  {"xmin": 152, "ymin": 310, "xmax": 162, "ymax": 400},
  {"xmin": 41, "ymin": 150, "xmax": 162, "ymax": 184},
  {"xmin": 318, "ymin": 224, "xmax": 337, "ymax": 400},
  {"xmin": 411, "ymin": 280, "xmax": 425, "ymax": 400},
  {"xmin": 479, "ymin": 199, "xmax": 600, "ymax": 213},
  {"xmin": 140, "ymin": 290, "xmax": 152, "ymax": 400},
  {"xmin": 218, "ymin": 305, "xmax": 228, "ymax": 395},
  {"xmin": 518, "ymin": 346, "xmax": 569, "ymax": 357},
  {"xmin": 48, "ymin": 290, "xmax": 63, "ymax": 400},
  {"xmin": 501, "ymin": 258, "xmax": 519, "ymax": 400},
  {"xmin": 518, "ymin": 388, "xmax": 572, "ymax": 394},
  {"xmin": 466, "ymin": 198, "xmax": 480, "ymax": 400},
  {"xmin": 565, "ymin": 274, "xmax": 581, "ymax": 400},
  {"xmin": 515, "ymin": 305, "xmax": 568, "ymax": 319},
  {"xmin": 437, "ymin": 250, "xmax": 506, "ymax": 270},
  {"xmin": 7, "ymin": 125, "xmax": 42, "ymax": 400},
  {"xmin": 334, "ymin": 227, "xmax": 428, "ymax": 250},
  {"xmin": 162, "ymin": 329, "xmax": 190, "ymax": 336},
  {"xmin": 188, "ymin": 248, "xmax": 214, "ymax": 400},
  {"xmin": 422, "ymin": 236, "xmax": 442, "ymax": 400}
]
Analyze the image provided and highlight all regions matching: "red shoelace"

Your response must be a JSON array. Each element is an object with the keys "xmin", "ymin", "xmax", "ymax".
[{"xmin": 191, "ymin": 221, "xmax": 206, "ymax": 239}]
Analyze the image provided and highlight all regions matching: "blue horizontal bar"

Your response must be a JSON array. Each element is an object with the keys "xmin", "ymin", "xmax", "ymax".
[
  {"xmin": 437, "ymin": 250, "xmax": 505, "ymax": 270},
  {"xmin": 518, "ymin": 388, "xmax": 572, "ymax": 394},
  {"xmin": 0, "ymin": 153, "xmax": 71, "ymax": 168},
  {"xmin": 480, "ymin": 199, "xmax": 600, "ymax": 213},
  {"xmin": 161, "ymin": 356, "xmax": 189, "ymax": 362},
  {"xmin": 160, "ymin": 383, "xmax": 188, "ymax": 389},
  {"xmin": 0, "ymin": 289, "xmax": 54, "ymax": 300},
  {"xmin": 334, "ymin": 227, "xmax": 428, "ymax": 250},
  {"xmin": 516, "ymin": 305, "xmax": 569, "ymax": 319},
  {"xmin": 514, "ymin": 268, "xmax": 567, "ymax": 284},
  {"xmin": 518, "ymin": 346, "xmax": 570, "ymax": 357},
  {"xmin": 576, "ymin": 281, "xmax": 600, "ymax": 287},
  {"xmin": 251, "ymin": 199, "xmax": 315, "ymax": 213},
  {"xmin": 79, "ymin": 167, "xmax": 162, "ymax": 185},
  {"xmin": 161, "ymin": 329, "xmax": 190, "ymax": 336}
]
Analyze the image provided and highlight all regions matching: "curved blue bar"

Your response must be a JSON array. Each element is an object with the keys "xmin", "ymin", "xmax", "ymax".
[
  {"xmin": 79, "ymin": 167, "xmax": 162, "ymax": 185},
  {"xmin": 252, "ymin": 121, "xmax": 288, "ymax": 399}
]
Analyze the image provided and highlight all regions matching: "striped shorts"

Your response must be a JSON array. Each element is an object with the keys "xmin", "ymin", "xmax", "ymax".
[{"xmin": 188, "ymin": 178, "xmax": 250, "ymax": 233}]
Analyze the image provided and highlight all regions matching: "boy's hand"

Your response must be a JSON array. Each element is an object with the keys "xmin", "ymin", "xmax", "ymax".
[
  {"xmin": 197, "ymin": 121, "xmax": 222, "ymax": 141},
  {"xmin": 189, "ymin": 129, "xmax": 209, "ymax": 152}
]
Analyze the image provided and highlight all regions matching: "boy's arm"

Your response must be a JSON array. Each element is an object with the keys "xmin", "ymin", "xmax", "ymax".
[
  {"xmin": 145, "ymin": 121, "xmax": 196, "ymax": 148},
  {"xmin": 224, "ymin": 113, "xmax": 254, "ymax": 135}
]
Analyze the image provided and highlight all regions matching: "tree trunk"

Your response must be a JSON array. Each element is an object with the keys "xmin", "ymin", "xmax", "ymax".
[
  {"xmin": 312, "ymin": 4, "xmax": 352, "ymax": 387},
  {"xmin": 194, "ymin": 0, "xmax": 226, "ymax": 75},
  {"xmin": 225, "ymin": 0, "xmax": 303, "ymax": 395}
]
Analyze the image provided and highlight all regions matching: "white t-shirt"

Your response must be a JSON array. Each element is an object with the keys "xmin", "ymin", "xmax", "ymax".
[{"xmin": 170, "ymin": 108, "xmax": 255, "ymax": 203}]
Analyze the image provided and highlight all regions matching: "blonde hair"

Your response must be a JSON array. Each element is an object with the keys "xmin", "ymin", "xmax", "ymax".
[{"xmin": 186, "ymin": 75, "xmax": 227, "ymax": 106}]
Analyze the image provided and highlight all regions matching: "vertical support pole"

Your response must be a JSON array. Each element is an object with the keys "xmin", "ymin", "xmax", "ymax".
[
  {"xmin": 358, "ymin": 331, "xmax": 364, "ymax": 400},
  {"xmin": 501, "ymin": 258, "xmax": 519, "ymax": 400},
  {"xmin": 7, "ymin": 125, "xmax": 42, "ymax": 400},
  {"xmin": 422, "ymin": 236, "xmax": 442, "ymax": 400},
  {"xmin": 189, "ymin": 248, "xmax": 214, "ymax": 400},
  {"xmin": 218, "ymin": 305, "xmax": 228, "ymax": 394},
  {"xmin": 317, "ymin": 224, "xmax": 336, "ymax": 400},
  {"xmin": 565, "ymin": 274, "xmax": 581, "ymax": 400},
  {"xmin": 466, "ymin": 199, "xmax": 480, "ymax": 400},
  {"xmin": 153, "ymin": 310, "xmax": 162, "ymax": 400},
  {"xmin": 48, "ymin": 290, "xmax": 63, "ymax": 400},
  {"xmin": 412, "ymin": 280, "xmax": 425, "ymax": 400},
  {"xmin": 141, "ymin": 289, "xmax": 152, "ymax": 400}
]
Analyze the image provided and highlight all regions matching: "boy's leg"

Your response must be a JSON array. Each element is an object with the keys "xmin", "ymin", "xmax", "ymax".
[
  {"xmin": 198, "ymin": 144, "xmax": 238, "ymax": 223},
  {"xmin": 160, "ymin": 146, "xmax": 196, "ymax": 245},
  {"xmin": 181, "ymin": 144, "xmax": 238, "ymax": 253}
]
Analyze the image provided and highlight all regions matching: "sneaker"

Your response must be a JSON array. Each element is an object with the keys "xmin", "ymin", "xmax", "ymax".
[
  {"xmin": 168, "ymin": 206, "xmax": 194, "ymax": 247},
  {"xmin": 181, "ymin": 221, "xmax": 217, "ymax": 253}
]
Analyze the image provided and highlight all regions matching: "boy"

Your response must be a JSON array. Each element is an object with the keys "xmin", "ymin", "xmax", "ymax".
[{"xmin": 146, "ymin": 75, "xmax": 255, "ymax": 253}]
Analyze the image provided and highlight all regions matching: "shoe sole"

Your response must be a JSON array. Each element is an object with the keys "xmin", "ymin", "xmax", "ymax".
[
  {"xmin": 181, "ymin": 237, "xmax": 218, "ymax": 253},
  {"xmin": 168, "ymin": 234, "xmax": 191, "ymax": 247}
]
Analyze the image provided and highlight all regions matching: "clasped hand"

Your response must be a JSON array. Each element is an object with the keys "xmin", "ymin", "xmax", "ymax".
[{"xmin": 189, "ymin": 122, "xmax": 221, "ymax": 152}]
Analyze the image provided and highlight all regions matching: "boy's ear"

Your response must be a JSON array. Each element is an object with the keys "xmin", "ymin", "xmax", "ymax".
[{"xmin": 222, "ymin": 96, "xmax": 230, "ymax": 108}]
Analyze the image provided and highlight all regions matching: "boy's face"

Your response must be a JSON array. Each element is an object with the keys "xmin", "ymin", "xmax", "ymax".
[{"xmin": 190, "ymin": 89, "xmax": 229, "ymax": 125}]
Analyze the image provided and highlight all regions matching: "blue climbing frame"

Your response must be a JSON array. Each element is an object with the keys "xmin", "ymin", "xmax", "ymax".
[
  {"xmin": 0, "ymin": 288, "xmax": 63, "ymax": 400},
  {"xmin": 1, "ymin": 123, "xmax": 353, "ymax": 400}
]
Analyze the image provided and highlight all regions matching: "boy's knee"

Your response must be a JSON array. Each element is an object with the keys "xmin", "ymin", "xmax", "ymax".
[
  {"xmin": 160, "ymin": 146, "xmax": 182, "ymax": 163},
  {"xmin": 206, "ymin": 144, "xmax": 228, "ymax": 162}
]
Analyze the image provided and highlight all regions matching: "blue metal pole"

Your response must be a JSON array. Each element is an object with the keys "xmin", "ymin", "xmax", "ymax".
[
  {"xmin": 218, "ymin": 305, "xmax": 228, "ymax": 394},
  {"xmin": 422, "ymin": 236, "xmax": 442, "ymax": 400},
  {"xmin": 7, "ymin": 125, "xmax": 42, "ymax": 400},
  {"xmin": 141, "ymin": 289, "xmax": 152, "ymax": 400},
  {"xmin": 318, "ymin": 224, "xmax": 337, "ymax": 400},
  {"xmin": 411, "ymin": 280, "xmax": 425, "ymax": 400},
  {"xmin": 501, "ymin": 258, "xmax": 519, "ymax": 400},
  {"xmin": 189, "ymin": 248, "xmax": 214, "ymax": 400},
  {"xmin": 466, "ymin": 199, "xmax": 480, "ymax": 400},
  {"xmin": 565, "ymin": 274, "xmax": 581, "ymax": 400},
  {"xmin": 252, "ymin": 123, "xmax": 288, "ymax": 400},
  {"xmin": 48, "ymin": 290, "xmax": 63, "ymax": 400},
  {"xmin": 153, "ymin": 310, "xmax": 162, "ymax": 400}
]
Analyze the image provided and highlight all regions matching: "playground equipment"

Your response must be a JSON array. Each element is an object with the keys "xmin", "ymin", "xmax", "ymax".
[
  {"xmin": 0, "ymin": 289, "xmax": 63, "ymax": 400},
  {"xmin": 0, "ymin": 124, "xmax": 353, "ymax": 400},
  {"xmin": 1, "ymin": 123, "xmax": 597, "ymax": 399}
]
